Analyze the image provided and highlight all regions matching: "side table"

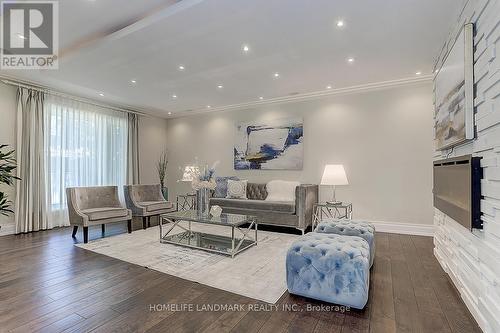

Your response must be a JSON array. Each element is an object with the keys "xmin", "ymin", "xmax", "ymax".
[
  {"xmin": 177, "ymin": 194, "xmax": 196, "ymax": 211},
  {"xmin": 312, "ymin": 202, "xmax": 352, "ymax": 231}
]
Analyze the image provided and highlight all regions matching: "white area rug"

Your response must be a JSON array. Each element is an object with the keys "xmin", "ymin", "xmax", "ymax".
[{"xmin": 76, "ymin": 223, "xmax": 299, "ymax": 303}]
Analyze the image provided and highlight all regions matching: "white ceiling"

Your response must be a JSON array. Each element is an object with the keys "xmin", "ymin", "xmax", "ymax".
[{"xmin": 0, "ymin": 0, "xmax": 463, "ymax": 117}]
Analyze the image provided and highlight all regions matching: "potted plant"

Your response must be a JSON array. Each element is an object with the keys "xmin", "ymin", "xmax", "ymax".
[
  {"xmin": 0, "ymin": 145, "xmax": 19, "ymax": 217},
  {"xmin": 157, "ymin": 150, "xmax": 168, "ymax": 200}
]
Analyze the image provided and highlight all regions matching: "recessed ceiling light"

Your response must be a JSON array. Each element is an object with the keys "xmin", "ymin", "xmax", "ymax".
[
  {"xmin": 217, "ymin": 85, "xmax": 223, "ymax": 89},
  {"xmin": 326, "ymin": 85, "xmax": 332, "ymax": 89},
  {"xmin": 178, "ymin": 65, "xmax": 185, "ymax": 71},
  {"xmin": 167, "ymin": 112, "xmax": 172, "ymax": 115},
  {"xmin": 172, "ymin": 94, "xmax": 177, "ymax": 99},
  {"xmin": 415, "ymin": 71, "xmax": 422, "ymax": 75},
  {"xmin": 130, "ymin": 79, "xmax": 137, "ymax": 84},
  {"xmin": 259, "ymin": 96, "xmax": 264, "ymax": 100},
  {"xmin": 206, "ymin": 105, "xmax": 211, "ymax": 109},
  {"xmin": 98, "ymin": 93, "xmax": 104, "ymax": 97},
  {"xmin": 273, "ymin": 72, "xmax": 280, "ymax": 78},
  {"xmin": 242, "ymin": 44, "xmax": 250, "ymax": 52},
  {"xmin": 347, "ymin": 57, "xmax": 355, "ymax": 63},
  {"xmin": 336, "ymin": 20, "xmax": 344, "ymax": 28}
]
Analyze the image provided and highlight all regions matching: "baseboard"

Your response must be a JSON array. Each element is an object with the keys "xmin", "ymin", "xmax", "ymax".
[
  {"xmin": 0, "ymin": 223, "xmax": 15, "ymax": 236},
  {"xmin": 369, "ymin": 220, "xmax": 435, "ymax": 236}
]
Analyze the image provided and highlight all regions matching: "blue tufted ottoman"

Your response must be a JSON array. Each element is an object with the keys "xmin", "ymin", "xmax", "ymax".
[
  {"xmin": 316, "ymin": 219, "xmax": 375, "ymax": 267},
  {"xmin": 286, "ymin": 233, "xmax": 370, "ymax": 309}
]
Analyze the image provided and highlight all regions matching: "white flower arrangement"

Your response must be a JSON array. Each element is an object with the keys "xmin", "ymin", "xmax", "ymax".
[{"xmin": 191, "ymin": 161, "xmax": 219, "ymax": 191}]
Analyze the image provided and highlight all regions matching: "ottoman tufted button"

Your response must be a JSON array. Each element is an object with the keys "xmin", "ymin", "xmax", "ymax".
[{"xmin": 305, "ymin": 258, "xmax": 312, "ymax": 264}]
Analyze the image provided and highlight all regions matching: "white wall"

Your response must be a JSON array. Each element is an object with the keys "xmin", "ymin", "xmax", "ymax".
[
  {"xmin": 433, "ymin": 0, "xmax": 500, "ymax": 332},
  {"xmin": 0, "ymin": 82, "xmax": 168, "ymax": 235},
  {"xmin": 0, "ymin": 83, "xmax": 17, "ymax": 236},
  {"xmin": 138, "ymin": 115, "xmax": 169, "ymax": 185},
  {"xmin": 166, "ymin": 82, "xmax": 435, "ymax": 226}
]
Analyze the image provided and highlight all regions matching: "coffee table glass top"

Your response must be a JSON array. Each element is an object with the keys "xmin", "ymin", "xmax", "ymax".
[{"xmin": 161, "ymin": 210, "xmax": 255, "ymax": 227}]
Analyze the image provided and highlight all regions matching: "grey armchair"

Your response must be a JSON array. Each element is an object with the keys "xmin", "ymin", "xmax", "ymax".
[
  {"xmin": 66, "ymin": 186, "xmax": 133, "ymax": 243},
  {"xmin": 124, "ymin": 184, "xmax": 175, "ymax": 229}
]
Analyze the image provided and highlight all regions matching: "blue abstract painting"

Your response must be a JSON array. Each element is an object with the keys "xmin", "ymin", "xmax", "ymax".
[{"xmin": 234, "ymin": 118, "xmax": 303, "ymax": 170}]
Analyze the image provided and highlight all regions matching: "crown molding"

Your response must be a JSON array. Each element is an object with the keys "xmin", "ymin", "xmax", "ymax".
[
  {"xmin": 0, "ymin": 74, "xmax": 154, "ymax": 117},
  {"xmin": 172, "ymin": 75, "xmax": 433, "ymax": 118}
]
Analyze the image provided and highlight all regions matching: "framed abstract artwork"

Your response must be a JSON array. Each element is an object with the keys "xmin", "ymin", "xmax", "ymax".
[
  {"xmin": 234, "ymin": 117, "xmax": 304, "ymax": 170},
  {"xmin": 434, "ymin": 23, "xmax": 474, "ymax": 150}
]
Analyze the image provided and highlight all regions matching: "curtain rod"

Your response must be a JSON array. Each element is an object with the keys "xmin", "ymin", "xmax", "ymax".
[{"xmin": 0, "ymin": 77, "xmax": 149, "ymax": 116}]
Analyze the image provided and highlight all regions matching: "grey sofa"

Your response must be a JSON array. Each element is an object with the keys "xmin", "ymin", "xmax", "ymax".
[
  {"xmin": 66, "ymin": 186, "xmax": 132, "ymax": 243},
  {"xmin": 210, "ymin": 183, "xmax": 318, "ymax": 234},
  {"xmin": 124, "ymin": 184, "xmax": 175, "ymax": 229}
]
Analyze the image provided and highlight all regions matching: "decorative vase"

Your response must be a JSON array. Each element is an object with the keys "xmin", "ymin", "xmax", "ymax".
[
  {"xmin": 196, "ymin": 188, "xmax": 211, "ymax": 216},
  {"xmin": 161, "ymin": 186, "xmax": 168, "ymax": 201}
]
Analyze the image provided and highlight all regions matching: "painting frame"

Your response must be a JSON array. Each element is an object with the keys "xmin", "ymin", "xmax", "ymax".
[
  {"xmin": 234, "ymin": 117, "xmax": 304, "ymax": 170},
  {"xmin": 434, "ymin": 23, "xmax": 474, "ymax": 151}
]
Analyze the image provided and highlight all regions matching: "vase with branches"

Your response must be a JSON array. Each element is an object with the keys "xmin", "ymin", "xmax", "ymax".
[
  {"xmin": 0, "ymin": 144, "xmax": 20, "ymax": 216},
  {"xmin": 156, "ymin": 150, "xmax": 168, "ymax": 200}
]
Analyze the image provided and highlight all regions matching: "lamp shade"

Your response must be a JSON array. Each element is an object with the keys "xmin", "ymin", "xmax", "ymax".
[
  {"xmin": 321, "ymin": 165, "xmax": 349, "ymax": 186},
  {"xmin": 180, "ymin": 165, "xmax": 200, "ymax": 182}
]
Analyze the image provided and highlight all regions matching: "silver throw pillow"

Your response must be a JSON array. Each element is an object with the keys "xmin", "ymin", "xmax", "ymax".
[{"xmin": 226, "ymin": 180, "xmax": 248, "ymax": 199}]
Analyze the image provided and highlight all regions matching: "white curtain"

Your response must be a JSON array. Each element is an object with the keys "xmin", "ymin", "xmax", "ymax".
[
  {"xmin": 44, "ymin": 95, "xmax": 128, "ymax": 227},
  {"xmin": 127, "ymin": 113, "xmax": 140, "ymax": 184},
  {"xmin": 15, "ymin": 87, "xmax": 48, "ymax": 233}
]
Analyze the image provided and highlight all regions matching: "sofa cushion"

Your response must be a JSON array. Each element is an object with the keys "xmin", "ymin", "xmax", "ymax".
[
  {"xmin": 82, "ymin": 207, "xmax": 129, "ymax": 221},
  {"xmin": 226, "ymin": 180, "xmax": 248, "ymax": 199},
  {"xmin": 210, "ymin": 198, "xmax": 295, "ymax": 214},
  {"xmin": 214, "ymin": 176, "xmax": 239, "ymax": 198},
  {"xmin": 139, "ymin": 201, "xmax": 174, "ymax": 212},
  {"xmin": 247, "ymin": 183, "xmax": 268, "ymax": 200}
]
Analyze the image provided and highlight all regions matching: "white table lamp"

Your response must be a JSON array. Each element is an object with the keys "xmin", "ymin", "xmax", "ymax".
[
  {"xmin": 321, "ymin": 164, "xmax": 349, "ymax": 204},
  {"xmin": 179, "ymin": 165, "xmax": 200, "ymax": 182}
]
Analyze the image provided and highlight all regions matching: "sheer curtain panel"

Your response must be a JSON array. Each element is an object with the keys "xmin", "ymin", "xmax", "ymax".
[{"xmin": 44, "ymin": 95, "xmax": 128, "ymax": 227}]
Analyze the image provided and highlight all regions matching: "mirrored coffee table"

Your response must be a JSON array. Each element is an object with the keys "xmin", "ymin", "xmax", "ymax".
[{"xmin": 160, "ymin": 210, "xmax": 258, "ymax": 258}]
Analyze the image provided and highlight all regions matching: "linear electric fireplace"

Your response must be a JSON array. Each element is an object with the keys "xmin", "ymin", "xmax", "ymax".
[{"xmin": 433, "ymin": 155, "xmax": 482, "ymax": 230}]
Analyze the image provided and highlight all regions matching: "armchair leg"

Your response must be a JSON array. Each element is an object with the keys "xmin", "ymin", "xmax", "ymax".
[
  {"xmin": 83, "ymin": 227, "xmax": 89, "ymax": 243},
  {"xmin": 101, "ymin": 224, "xmax": 105, "ymax": 234},
  {"xmin": 147, "ymin": 216, "xmax": 151, "ymax": 228},
  {"xmin": 127, "ymin": 220, "xmax": 132, "ymax": 233},
  {"xmin": 142, "ymin": 217, "xmax": 147, "ymax": 230},
  {"xmin": 72, "ymin": 226, "xmax": 78, "ymax": 238}
]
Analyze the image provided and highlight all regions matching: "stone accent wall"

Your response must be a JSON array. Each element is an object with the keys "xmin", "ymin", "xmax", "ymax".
[{"xmin": 433, "ymin": 0, "xmax": 500, "ymax": 332}]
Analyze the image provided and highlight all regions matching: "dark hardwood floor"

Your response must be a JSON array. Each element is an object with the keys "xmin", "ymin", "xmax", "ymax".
[{"xmin": 0, "ymin": 220, "xmax": 481, "ymax": 333}]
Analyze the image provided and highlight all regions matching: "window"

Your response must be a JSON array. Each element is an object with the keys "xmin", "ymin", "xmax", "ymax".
[{"xmin": 44, "ymin": 95, "xmax": 128, "ymax": 227}]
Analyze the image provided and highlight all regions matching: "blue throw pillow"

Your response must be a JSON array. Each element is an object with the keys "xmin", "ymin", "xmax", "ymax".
[{"xmin": 214, "ymin": 176, "xmax": 239, "ymax": 198}]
